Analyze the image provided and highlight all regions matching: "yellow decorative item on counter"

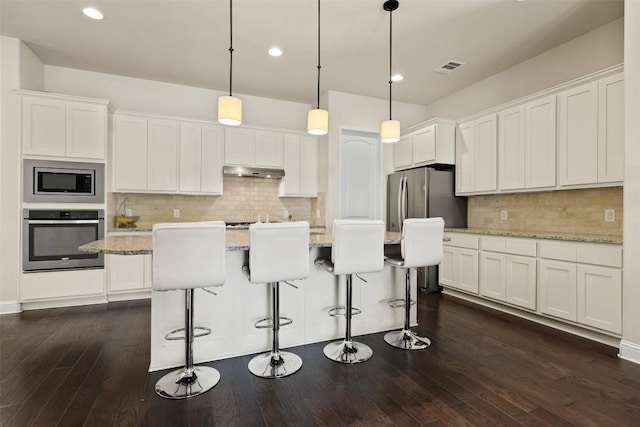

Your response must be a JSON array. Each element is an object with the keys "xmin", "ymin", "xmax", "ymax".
[{"xmin": 116, "ymin": 215, "xmax": 140, "ymax": 228}]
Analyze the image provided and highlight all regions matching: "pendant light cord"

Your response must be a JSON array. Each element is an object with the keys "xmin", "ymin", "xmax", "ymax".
[
  {"xmin": 316, "ymin": 0, "xmax": 321, "ymax": 110},
  {"xmin": 228, "ymin": 0, "xmax": 234, "ymax": 97},
  {"xmin": 388, "ymin": 6, "xmax": 393, "ymax": 120}
]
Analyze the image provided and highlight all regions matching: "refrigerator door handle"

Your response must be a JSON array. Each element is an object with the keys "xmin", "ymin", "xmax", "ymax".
[
  {"xmin": 397, "ymin": 177, "xmax": 403, "ymax": 232},
  {"xmin": 401, "ymin": 176, "xmax": 408, "ymax": 229}
]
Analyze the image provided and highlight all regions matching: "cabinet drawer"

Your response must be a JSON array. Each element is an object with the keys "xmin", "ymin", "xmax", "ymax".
[
  {"xmin": 576, "ymin": 243, "xmax": 622, "ymax": 268},
  {"xmin": 444, "ymin": 233, "xmax": 479, "ymax": 249},
  {"xmin": 481, "ymin": 236, "xmax": 505, "ymax": 253},
  {"xmin": 539, "ymin": 241, "xmax": 577, "ymax": 262},
  {"xmin": 506, "ymin": 238, "xmax": 537, "ymax": 257}
]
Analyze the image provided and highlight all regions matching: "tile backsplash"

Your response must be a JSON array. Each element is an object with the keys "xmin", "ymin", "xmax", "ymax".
[
  {"xmin": 468, "ymin": 187, "xmax": 623, "ymax": 237},
  {"xmin": 109, "ymin": 177, "xmax": 318, "ymax": 228}
]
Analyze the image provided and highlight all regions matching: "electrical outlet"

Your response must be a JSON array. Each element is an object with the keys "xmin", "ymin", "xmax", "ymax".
[
  {"xmin": 604, "ymin": 209, "xmax": 615, "ymax": 222},
  {"xmin": 316, "ymin": 209, "xmax": 321, "ymax": 220},
  {"xmin": 500, "ymin": 210, "xmax": 508, "ymax": 220},
  {"xmin": 125, "ymin": 208, "xmax": 132, "ymax": 217},
  {"xmin": 284, "ymin": 210, "xmax": 289, "ymax": 218},
  {"xmin": 173, "ymin": 209, "xmax": 180, "ymax": 218}
]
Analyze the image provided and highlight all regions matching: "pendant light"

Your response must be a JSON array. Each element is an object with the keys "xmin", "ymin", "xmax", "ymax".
[
  {"xmin": 308, "ymin": 0, "xmax": 329, "ymax": 135},
  {"xmin": 381, "ymin": 0, "xmax": 400, "ymax": 143},
  {"xmin": 218, "ymin": 0, "xmax": 242, "ymax": 126}
]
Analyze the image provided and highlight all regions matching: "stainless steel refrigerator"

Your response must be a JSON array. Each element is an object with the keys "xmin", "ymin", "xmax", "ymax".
[{"xmin": 387, "ymin": 167, "xmax": 467, "ymax": 293}]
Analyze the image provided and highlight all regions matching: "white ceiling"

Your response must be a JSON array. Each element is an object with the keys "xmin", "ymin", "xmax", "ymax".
[{"xmin": 0, "ymin": 0, "xmax": 624, "ymax": 106}]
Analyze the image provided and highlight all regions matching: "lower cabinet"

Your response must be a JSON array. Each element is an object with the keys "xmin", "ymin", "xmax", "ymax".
[
  {"xmin": 443, "ymin": 232, "xmax": 622, "ymax": 336},
  {"xmin": 440, "ymin": 247, "xmax": 478, "ymax": 294},
  {"xmin": 107, "ymin": 254, "xmax": 152, "ymax": 294}
]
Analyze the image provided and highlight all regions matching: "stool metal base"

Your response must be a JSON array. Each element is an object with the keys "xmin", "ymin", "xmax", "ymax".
[
  {"xmin": 155, "ymin": 366, "xmax": 220, "ymax": 400},
  {"xmin": 248, "ymin": 351, "xmax": 302, "ymax": 379},
  {"xmin": 384, "ymin": 329, "xmax": 431, "ymax": 350},
  {"xmin": 323, "ymin": 340, "xmax": 373, "ymax": 364}
]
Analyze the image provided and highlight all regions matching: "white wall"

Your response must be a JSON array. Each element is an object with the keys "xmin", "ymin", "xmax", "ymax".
[
  {"xmin": 621, "ymin": 1, "xmax": 640, "ymax": 364},
  {"xmin": 424, "ymin": 17, "xmax": 624, "ymax": 120},
  {"xmin": 44, "ymin": 66, "xmax": 311, "ymax": 131},
  {"xmin": 0, "ymin": 37, "xmax": 44, "ymax": 310},
  {"xmin": 323, "ymin": 90, "xmax": 427, "ymax": 228}
]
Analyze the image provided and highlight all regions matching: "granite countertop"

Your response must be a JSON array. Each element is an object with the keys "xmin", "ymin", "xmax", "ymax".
[
  {"xmin": 80, "ymin": 230, "xmax": 402, "ymax": 255},
  {"xmin": 109, "ymin": 223, "xmax": 327, "ymax": 234},
  {"xmin": 445, "ymin": 228, "xmax": 622, "ymax": 244}
]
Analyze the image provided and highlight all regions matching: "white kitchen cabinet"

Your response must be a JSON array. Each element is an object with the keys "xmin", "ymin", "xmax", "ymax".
[
  {"xmin": 21, "ymin": 91, "xmax": 109, "ymax": 160},
  {"xmin": 280, "ymin": 133, "xmax": 317, "ymax": 197},
  {"xmin": 147, "ymin": 119, "xmax": 178, "ymax": 191},
  {"xmin": 114, "ymin": 115, "xmax": 148, "ymax": 190},
  {"xmin": 179, "ymin": 122, "xmax": 224, "ymax": 194},
  {"xmin": 395, "ymin": 119, "xmax": 455, "ymax": 171},
  {"xmin": 498, "ymin": 105, "xmax": 525, "ymax": 190},
  {"xmin": 597, "ymin": 73, "xmax": 624, "ymax": 183},
  {"xmin": 107, "ymin": 254, "xmax": 152, "ymax": 294},
  {"xmin": 538, "ymin": 241, "xmax": 622, "ymax": 333},
  {"xmin": 480, "ymin": 252, "xmax": 506, "ymax": 301},
  {"xmin": 525, "ymin": 95, "xmax": 556, "ymax": 189},
  {"xmin": 558, "ymin": 81, "xmax": 599, "ymax": 186},
  {"xmin": 479, "ymin": 236, "xmax": 537, "ymax": 310},
  {"xmin": 456, "ymin": 114, "xmax": 497, "ymax": 194},
  {"xmin": 455, "ymin": 121, "xmax": 475, "ymax": 194},
  {"xmin": 255, "ymin": 130, "xmax": 283, "ymax": 167},
  {"xmin": 224, "ymin": 128, "xmax": 283, "ymax": 168},
  {"xmin": 505, "ymin": 255, "xmax": 536, "ymax": 310},
  {"xmin": 394, "ymin": 134, "xmax": 413, "ymax": 169},
  {"xmin": 113, "ymin": 114, "xmax": 178, "ymax": 192},
  {"xmin": 577, "ymin": 265, "xmax": 622, "ymax": 334},
  {"xmin": 224, "ymin": 128, "xmax": 254, "ymax": 166},
  {"xmin": 440, "ymin": 233, "xmax": 479, "ymax": 294}
]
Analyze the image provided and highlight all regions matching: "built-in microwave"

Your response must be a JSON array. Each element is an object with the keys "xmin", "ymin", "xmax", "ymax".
[{"xmin": 23, "ymin": 159, "xmax": 105, "ymax": 203}]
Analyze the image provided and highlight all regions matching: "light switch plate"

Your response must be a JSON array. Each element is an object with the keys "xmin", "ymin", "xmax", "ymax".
[
  {"xmin": 500, "ymin": 210, "xmax": 508, "ymax": 220},
  {"xmin": 173, "ymin": 209, "xmax": 180, "ymax": 218}
]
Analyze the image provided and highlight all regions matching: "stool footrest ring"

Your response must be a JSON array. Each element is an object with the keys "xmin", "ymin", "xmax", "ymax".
[
  {"xmin": 164, "ymin": 326, "xmax": 212, "ymax": 341},
  {"xmin": 387, "ymin": 298, "xmax": 416, "ymax": 308},
  {"xmin": 254, "ymin": 316, "xmax": 293, "ymax": 329},
  {"xmin": 328, "ymin": 305, "xmax": 362, "ymax": 317}
]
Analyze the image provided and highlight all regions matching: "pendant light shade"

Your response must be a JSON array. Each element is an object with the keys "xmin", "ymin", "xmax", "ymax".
[
  {"xmin": 218, "ymin": 0, "xmax": 242, "ymax": 126},
  {"xmin": 381, "ymin": 119, "xmax": 400, "ymax": 143},
  {"xmin": 218, "ymin": 95, "xmax": 242, "ymax": 126},
  {"xmin": 308, "ymin": 108, "xmax": 328, "ymax": 135},
  {"xmin": 381, "ymin": 0, "xmax": 400, "ymax": 143},
  {"xmin": 307, "ymin": 0, "xmax": 328, "ymax": 136}
]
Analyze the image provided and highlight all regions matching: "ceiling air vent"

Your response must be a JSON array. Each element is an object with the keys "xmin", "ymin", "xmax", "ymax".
[{"xmin": 434, "ymin": 60, "xmax": 466, "ymax": 74}]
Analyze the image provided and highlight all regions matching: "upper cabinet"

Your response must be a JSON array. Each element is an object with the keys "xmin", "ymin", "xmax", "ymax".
[
  {"xmin": 456, "ymin": 114, "xmax": 497, "ymax": 195},
  {"xmin": 20, "ymin": 91, "xmax": 111, "ymax": 160},
  {"xmin": 179, "ymin": 122, "xmax": 224, "ymax": 195},
  {"xmin": 224, "ymin": 128, "xmax": 283, "ymax": 168},
  {"xmin": 456, "ymin": 67, "xmax": 624, "ymax": 196},
  {"xmin": 558, "ymin": 72, "xmax": 624, "ymax": 187},
  {"xmin": 498, "ymin": 95, "xmax": 556, "ymax": 191},
  {"xmin": 394, "ymin": 118, "xmax": 456, "ymax": 171},
  {"xmin": 113, "ymin": 114, "xmax": 178, "ymax": 192},
  {"xmin": 279, "ymin": 133, "xmax": 318, "ymax": 197}
]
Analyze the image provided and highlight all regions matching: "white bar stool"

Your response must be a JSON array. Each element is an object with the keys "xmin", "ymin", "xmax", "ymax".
[
  {"xmin": 384, "ymin": 217, "xmax": 444, "ymax": 350},
  {"xmin": 316, "ymin": 219, "xmax": 385, "ymax": 364},
  {"xmin": 152, "ymin": 221, "xmax": 226, "ymax": 399},
  {"xmin": 244, "ymin": 221, "xmax": 310, "ymax": 379}
]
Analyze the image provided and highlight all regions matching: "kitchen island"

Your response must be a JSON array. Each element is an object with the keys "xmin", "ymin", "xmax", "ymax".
[{"xmin": 81, "ymin": 230, "xmax": 411, "ymax": 372}]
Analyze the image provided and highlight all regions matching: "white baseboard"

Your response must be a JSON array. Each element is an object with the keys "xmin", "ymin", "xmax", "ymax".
[
  {"xmin": 0, "ymin": 300, "xmax": 22, "ymax": 314},
  {"xmin": 619, "ymin": 340, "xmax": 640, "ymax": 365}
]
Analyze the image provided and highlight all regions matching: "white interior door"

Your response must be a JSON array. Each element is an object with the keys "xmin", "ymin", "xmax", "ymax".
[{"xmin": 338, "ymin": 127, "xmax": 381, "ymax": 220}]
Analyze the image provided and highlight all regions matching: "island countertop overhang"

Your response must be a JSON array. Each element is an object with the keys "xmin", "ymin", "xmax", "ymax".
[{"xmin": 79, "ymin": 230, "xmax": 403, "ymax": 255}]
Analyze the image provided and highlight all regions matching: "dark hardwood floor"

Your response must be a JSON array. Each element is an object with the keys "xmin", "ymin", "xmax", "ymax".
[{"xmin": 2, "ymin": 293, "xmax": 640, "ymax": 426}]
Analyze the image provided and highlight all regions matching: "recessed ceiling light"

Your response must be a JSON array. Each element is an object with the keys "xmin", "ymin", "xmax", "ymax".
[
  {"xmin": 83, "ymin": 7, "xmax": 104, "ymax": 20},
  {"xmin": 391, "ymin": 74, "xmax": 404, "ymax": 82},
  {"xmin": 268, "ymin": 47, "xmax": 283, "ymax": 57}
]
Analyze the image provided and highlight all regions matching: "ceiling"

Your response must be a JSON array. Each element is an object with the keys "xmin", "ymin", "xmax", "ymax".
[{"xmin": 0, "ymin": 0, "xmax": 624, "ymax": 107}]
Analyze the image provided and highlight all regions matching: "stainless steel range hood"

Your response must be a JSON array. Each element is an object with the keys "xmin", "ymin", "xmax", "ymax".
[{"xmin": 223, "ymin": 166, "xmax": 285, "ymax": 179}]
